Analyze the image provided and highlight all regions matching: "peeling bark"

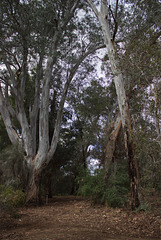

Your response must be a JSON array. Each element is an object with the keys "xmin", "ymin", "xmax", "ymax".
[{"xmin": 104, "ymin": 114, "xmax": 122, "ymax": 180}]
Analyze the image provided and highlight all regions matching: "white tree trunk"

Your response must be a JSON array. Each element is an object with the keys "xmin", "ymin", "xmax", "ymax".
[
  {"xmin": 86, "ymin": 0, "xmax": 142, "ymax": 209},
  {"xmin": 29, "ymin": 53, "xmax": 44, "ymax": 155},
  {"xmin": 86, "ymin": 0, "xmax": 129, "ymax": 127},
  {"xmin": 0, "ymin": 86, "xmax": 19, "ymax": 145}
]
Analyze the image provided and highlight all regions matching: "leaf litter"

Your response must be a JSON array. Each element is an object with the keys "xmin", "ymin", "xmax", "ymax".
[{"xmin": 0, "ymin": 196, "xmax": 160, "ymax": 240}]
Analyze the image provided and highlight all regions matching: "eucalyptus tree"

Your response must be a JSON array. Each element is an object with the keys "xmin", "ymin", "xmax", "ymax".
[
  {"xmin": 0, "ymin": 0, "xmax": 105, "ymax": 202},
  {"xmin": 120, "ymin": 0, "xmax": 161, "ymax": 193},
  {"xmin": 99, "ymin": 0, "xmax": 161, "ymax": 207},
  {"xmin": 84, "ymin": 0, "xmax": 143, "ymax": 209}
]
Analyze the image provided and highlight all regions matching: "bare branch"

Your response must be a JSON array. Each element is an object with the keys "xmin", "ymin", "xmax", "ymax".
[
  {"xmin": 3, "ymin": 58, "xmax": 17, "ymax": 87},
  {"xmin": 86, "ymin": 0, "xmax": 99, "ymax": 17},
  {"xmin": 150, "ymin": 30, "xmax": 161, "ymax": 46},
  {"xmin": 109, "ymin": 0, "xmax": 119, "ymax": 41},
  {"xmin": 61, "ymin": 0, "xmax": 80, "ymax": 30}
]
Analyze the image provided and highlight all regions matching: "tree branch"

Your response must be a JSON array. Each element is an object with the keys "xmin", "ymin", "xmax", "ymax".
[
  {"xmin": 29, "ymin": 52, "xmax": 44, "ymax": 155},
  {"xmin": 85, "ymin": 0, "xmax": 99, "ymax": 17},
  {"xmin": 3, "ymin": 58, "xmax": 17, "ymax": 88},
  {"xmin": 150, "ymin": 30, "xmax": 161, "ymax": 46},
  {"xmin": 60, "ymin": 0, "xmax": 80, "ymax": 30},
  {"xmin": 0, "ymin": 85, "xmax": 19, "ymax": 144},
  {"xmin": 47, "ymin": 43, "xmax": 106, "ymax": 162},
  {"xmin": 109, "ymin": 0, "xmax": 119, "ymax": 41}
]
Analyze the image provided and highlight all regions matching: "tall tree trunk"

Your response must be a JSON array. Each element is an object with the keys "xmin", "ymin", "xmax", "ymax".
[
  {"xmin": 104, "ymin": 113, "xmax": 121, "ymax": 181},
  {"xmin": 44, "ymin": 172, "xmax": 53, "ymax": 198},
  {"xmin": 25, "ymin": 52, "xmax": 55, "ymax": 202},
  {"xmin": 25, "ymin": 166, "xmax": 42, "ymax": 203},
  {"xmin": 29, "ymin": 52, "xmax": 44, "ymax": 155},
  {"xmin": 86, "ymin": 0, "xmax": 142, "ymax": 209},
  {"xmin": 154, "ymin": 80, "xmax": 161, "ymax": 147}
]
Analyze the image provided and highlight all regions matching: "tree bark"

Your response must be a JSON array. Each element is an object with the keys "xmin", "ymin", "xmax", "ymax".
[
  {"xmin": 0, "ymin": 85, "xmax": 19, "ymax": 145},
  {"xmin": 25, "ymin": 167, "xmax": 42, "ymax": 204},
  {"xmin": 29, "ymin": 53, "xmax": 44, "ymax": 155},
  {"xmin": 154, "ymin": 80, "xmax": 161, "ymax": 146},
  {"xmin": 104, "ymin": 113, "xmax": 122, "ymax": 181}
]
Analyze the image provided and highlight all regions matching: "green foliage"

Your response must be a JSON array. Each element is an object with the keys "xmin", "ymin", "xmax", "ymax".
[
  {"xmin": 76, "ymin": 166, "xmax": 129, "ymax": 207},
  {"xmin": 106, "ymin": 164, "xmax": 130, "ymax": 208},
  {"xmin": 134, "ymin": 127, "xmax": 161, "ymax": 192},
  {"xmin": 0, "ymin": 144, "xmax": 26, "ymax": 187},
  {"xmin": 0, "ymin": 145, "xmax": 28, "ymax": 192},
  {"xmin": 52, "ymin": 175, "xmax": 75, "ymax": 196},
  {"xmin": 0, "ymin": 185, "xmax": 26, "ymax": 217},
  {"xmin": 135, "ymin": 202, "xmax": 150, "ymax": 213},
  {"xmin": 76, "ymin": 168, "xmax": 106, "ymax": 204},
  {"xmin": 106, "ymin": 186, "xmax": 128, "ymax": 208}
]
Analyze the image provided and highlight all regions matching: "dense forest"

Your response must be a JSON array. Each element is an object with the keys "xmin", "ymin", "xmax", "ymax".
[{"xmin": 0, "ymin": 0, "xmax": 160, "ymax": 214}]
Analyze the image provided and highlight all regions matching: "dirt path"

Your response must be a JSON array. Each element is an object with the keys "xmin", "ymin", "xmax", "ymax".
[{"xmin": 0, "ymin": 196, "xmax": 161, "ymax": 240}]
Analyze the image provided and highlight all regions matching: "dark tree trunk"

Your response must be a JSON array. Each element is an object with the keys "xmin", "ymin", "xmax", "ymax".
[
  {"xmin": 103, "ymin": 114, "xmax": 122, "ymax": 182},
  {"xmin": 125, "ymin": 129, "xmax": 141, "ymax": 210},
  {"xmin": 44, "ymin": 173, "xmax": 53, "ymax": 198}
]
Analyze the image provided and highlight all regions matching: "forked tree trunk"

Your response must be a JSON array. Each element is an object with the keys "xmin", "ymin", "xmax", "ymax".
[
  {"xmin": 0, "ymin": 0, "xmax": 104, "ymax": 204},
  {"xmin": 86, "ymin": 0, "xmax": 143, "ymax": 209}
]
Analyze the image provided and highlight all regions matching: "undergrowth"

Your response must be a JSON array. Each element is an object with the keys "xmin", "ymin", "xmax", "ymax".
[
  {"xmin": 76, "ymin": 166, "xmax": 130, "ymax": 208},
  {"xmin": 0, "ymin": 185, "xmax": 26, "ymax": 218}
]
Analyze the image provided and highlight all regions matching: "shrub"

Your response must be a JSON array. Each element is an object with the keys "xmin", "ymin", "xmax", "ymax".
[
  {"xmin": 106, "ymin": 186, "xmax": 128, "ymax": 207},
  {"xmin": 77, "ymin": 169, "xmax": 107, "ymax": 204},
  {"xmin": 76, "ymin": 165, "xmax": 129, "ymax": 207},
  {"xmin": 0, "ymin": 185, "xmax": 26, "ymax": 217},
  {"xmin": 106, "ymin": 164, "xmax": 129, "ymax": 207},
  {"xmin": 0, "ymin": 144, "xmax": 26, "ymax": 188}
]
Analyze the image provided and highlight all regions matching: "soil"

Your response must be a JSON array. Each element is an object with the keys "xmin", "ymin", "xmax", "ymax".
[{"xmin": 0, "ymin": 196, "xmax": 161, "ymax": 240}]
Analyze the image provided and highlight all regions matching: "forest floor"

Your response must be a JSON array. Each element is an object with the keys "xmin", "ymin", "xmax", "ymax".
[{"xmin": 0, "ymin": 195, "xmax": 161, "ymax": 240}]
